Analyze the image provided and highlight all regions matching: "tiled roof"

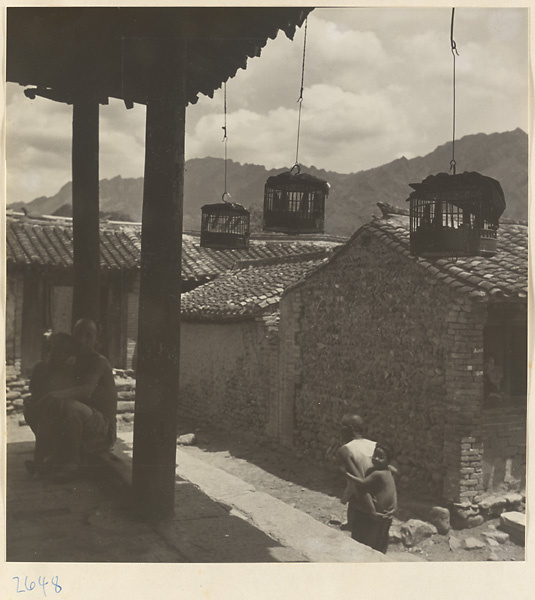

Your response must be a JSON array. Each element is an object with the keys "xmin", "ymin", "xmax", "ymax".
[
  {"xmin": 181, "ymin": 253, "xmax": 331, "ymax": 321},
  {"xmin": 363, "ymin": 214, "xmax": 527, "ymax": 300},
  {"xmin": 6, "ymin": 213, "xmax": 342, "ymax": 285},
  {"xmin": 288, "ymin": 210, "xmax": 527, "ymax": 302}
]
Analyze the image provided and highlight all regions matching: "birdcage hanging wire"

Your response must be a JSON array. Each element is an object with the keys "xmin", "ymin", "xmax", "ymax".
[
  {"xmin": 263, "ymin": 17, "xmax": 330, "ymax": 234},
  {"xmin": 200, "ymin": 82, "xmax": 250, "ymax": 249},
  {"xmin": 405, "ymin": 8, "xmax": 505, "ymax": 259},
  {"xmin": 450, "ymin": 7, "xmax": 459, "ymax": 175}
]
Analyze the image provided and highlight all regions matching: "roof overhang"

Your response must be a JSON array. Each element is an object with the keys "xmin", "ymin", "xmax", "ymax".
[{"xmin": 7, "ymin": 7, "xmax": 312, "ymax": 106}]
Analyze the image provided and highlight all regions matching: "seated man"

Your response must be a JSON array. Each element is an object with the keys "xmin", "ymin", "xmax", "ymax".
[
  {"xmin": 37, "ymin": 318, "xmax": 118, "ymax": 482},
  {"xmin": 25, "ymin": 332, "xmax": 77, "ymax": 476}
]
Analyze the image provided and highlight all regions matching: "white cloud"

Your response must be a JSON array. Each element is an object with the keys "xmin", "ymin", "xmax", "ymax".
[{"xmin": 6, "ymin": 7, "xmax": 528, "ymax": 204}]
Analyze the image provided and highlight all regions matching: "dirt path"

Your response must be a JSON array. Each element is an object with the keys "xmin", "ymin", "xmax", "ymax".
[{"xmin": 164, "ymin": 420, "xmax": 524, "ymax": 562}]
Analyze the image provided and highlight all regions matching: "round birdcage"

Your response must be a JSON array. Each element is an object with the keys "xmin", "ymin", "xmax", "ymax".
[
  {"xmin": 263, "ymin": 166, "xmax": 329, "ymax": 234},
  {"xmin": 200, "ymin": 197, "xmax": 250, "ymax": 249},
  {"xmin": 407, "ymin": 171, "xmax": 505, "ymax": 257}
]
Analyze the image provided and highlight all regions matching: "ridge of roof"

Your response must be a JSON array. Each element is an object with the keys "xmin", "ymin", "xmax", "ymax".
[{"xmin": 232, "ymin": 248, "xmax": 334, "ymax": 270}]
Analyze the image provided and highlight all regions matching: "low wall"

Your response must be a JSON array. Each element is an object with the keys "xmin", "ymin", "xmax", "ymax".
[{"xmin": 178, "ymin": 318, "xmax": 278, "ymax": 437}]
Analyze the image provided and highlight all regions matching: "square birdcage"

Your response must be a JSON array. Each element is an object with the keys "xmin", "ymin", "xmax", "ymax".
[
  {"xmin": 407, "ymin": 172, "xmax": 505, "ymax": 257},
  {"xmin": 263, "ymin": 170, "xmax": 329, "ymax": 234},
  {"xmin": 200, "ymin": 202, "xmax": 250, "ymax": 249}
]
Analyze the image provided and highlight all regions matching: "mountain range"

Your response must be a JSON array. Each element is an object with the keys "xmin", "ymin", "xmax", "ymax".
[{"xmin": 9, "ymin": 128, "xmax": 528, "ymax": 238}]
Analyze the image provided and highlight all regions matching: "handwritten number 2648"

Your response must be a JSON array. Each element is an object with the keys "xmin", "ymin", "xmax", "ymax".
[{"xmin": 12, "ymin": 576, "xmax": 62, "ymax": 596}]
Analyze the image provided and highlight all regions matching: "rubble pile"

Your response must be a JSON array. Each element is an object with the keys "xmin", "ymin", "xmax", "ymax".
[
  {"xmin": 5, "ymin": 363, "xmax": 29, "ymax": 418},
  {"xmin": 387, "ymin": 500, "xmax": 525, "ymax": 560}
]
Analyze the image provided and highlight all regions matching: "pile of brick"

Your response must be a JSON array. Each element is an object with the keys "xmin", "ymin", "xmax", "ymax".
[
  {"xmin": 113, "ymin": 369, "xmax": 136, "ymax": 423},
  {"xmin": 5, "ymin": 363, "xmax": 29, "ymax": 417},
  {"xmin": 450, "ymin": 491, "xmax": 525, "ymax": 528}
]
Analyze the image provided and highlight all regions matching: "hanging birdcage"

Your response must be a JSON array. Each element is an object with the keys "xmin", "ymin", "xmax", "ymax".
[
  {"xmin": 263, "ymin": 166, "xmax": 329, "ymax": 234},
  {"xmin": 199, "ymin": 82, "xmax": 250, "ymax": 249},
  {"xmin": 407, "ymin": 171, "xmax": 505, "ymax": 257},
  {"xmin": 262, "ymin": 17, "xmax": 330, "ymax": 235},
  {"xmin": 406, "ymin": 10, "xmax": 506, "ymax": 258},
  {"xmin": 200, "ymin": 196, "xmax": 250, "ymax": 250}
]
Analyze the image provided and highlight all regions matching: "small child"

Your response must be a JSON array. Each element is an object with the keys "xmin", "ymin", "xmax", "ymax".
[
  {"xmin": 344, "ymin": 441, "xmax": 397, "ymax": 554},
  {"xmin": 24, "ymin": 333, "xmax": 76, "ymax": 476}
]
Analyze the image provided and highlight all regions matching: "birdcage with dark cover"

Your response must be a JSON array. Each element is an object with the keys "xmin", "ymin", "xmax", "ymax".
[{"xmin": 407, "ymin": 171, "xmax": 506, "ymax": 258}]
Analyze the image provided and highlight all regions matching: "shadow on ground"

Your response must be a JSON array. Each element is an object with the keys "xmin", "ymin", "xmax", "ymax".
[
  {"xmin": 7, "ymin": 441, "xmax": 300, "ymax": 563},
  {"xmin": 176, "ymin": 420, "xmax": 445, "ymax": 523},
  {"xmin": 178, "ymin": 419, "xmax": 343, "ymax": 497}
]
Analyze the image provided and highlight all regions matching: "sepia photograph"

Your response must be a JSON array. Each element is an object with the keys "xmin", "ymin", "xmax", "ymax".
[{"xmin": 2, "ymin": 2, "xmax": 531, "ymax": 598}]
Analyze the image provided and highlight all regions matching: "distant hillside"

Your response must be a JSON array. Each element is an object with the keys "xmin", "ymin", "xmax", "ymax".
[{"xmin": 9, "ymin": 129, "xmax": 528, "ymax": 238}]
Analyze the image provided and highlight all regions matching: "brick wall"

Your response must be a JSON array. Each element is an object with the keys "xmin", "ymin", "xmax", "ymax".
[
  {"xmin": 480, "ymin": 406, "xmax": 526, "ymax": 492},
  {"xmin": 441, "ymin": 300, "xmax": 487, "ymax": 502},
  {"xmin": 178, "ymin": 316, "xmax": 278, "ymax": 436}
]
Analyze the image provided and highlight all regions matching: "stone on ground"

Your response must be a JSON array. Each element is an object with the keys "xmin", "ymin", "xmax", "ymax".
[
  {"xmin": 499, "ymin": 511, "xmax": 525, "ymax": 546},
  {"xmin": 483, "ymin": 530, "xmax": 509, "ymax": 544},
  {"xmin": 466, "ymin": 515, "xmax": 484, "ymax": 528},
  {"xmin": 463, "ymin": 537, "xmax": 486, "ymax": 550},
  {"xmin": 429, "ymin": 506, "xmax": 450, "ymax": 534},
  {"xmin": 177, "ymin": 433, "xmax": 197, "ymax": 446},
  {"xmin": 400, "ymin": 519, "xmax": 437, "ymax": 547},
  {"xmin": 388, "ymin": 524, "xmax": 403, "ymax": 544},
  {"xmin": 448, "ymin": 535, "xmax": 461, "ymax": 552}
]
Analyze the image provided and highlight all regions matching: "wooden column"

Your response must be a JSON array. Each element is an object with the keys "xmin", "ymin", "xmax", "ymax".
[
  {"xmin": 72, "ymin": 99, "xmax": 100, "ymax": 325},
  {"xmin": 132, "ymin": 41, "xmax": 186, "ymax": 520}
]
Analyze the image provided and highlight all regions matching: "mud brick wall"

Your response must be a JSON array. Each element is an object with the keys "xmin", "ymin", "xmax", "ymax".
[
  {"xmin": 281, "ymin": 232, "xmax": 475, "ymax": 498},
  {"xmin": 178, "ymin": 316, "xmax": 278, "ymax": 436},
  {"xmin": 480, "ymin": 406, "xmax": 526, "ymax": 492}
]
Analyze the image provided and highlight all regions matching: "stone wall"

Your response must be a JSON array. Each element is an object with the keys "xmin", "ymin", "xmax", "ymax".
[
  {"xmin": 178, "ymin": 316, "xmax": 278, "ymax": 437},
  {"xmin": 280, "ymin": 232, "xmax": 470, "ymax": 498}
]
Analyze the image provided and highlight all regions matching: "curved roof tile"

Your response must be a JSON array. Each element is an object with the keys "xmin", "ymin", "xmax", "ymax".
[{"xmin": 362, "ymin": 214, "xmax": 527, "ymax": 301}]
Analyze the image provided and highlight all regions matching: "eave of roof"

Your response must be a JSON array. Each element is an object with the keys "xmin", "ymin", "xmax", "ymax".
[{"xmin": 7, "ymin": 7, "xmax": 311, "ymax": 107}]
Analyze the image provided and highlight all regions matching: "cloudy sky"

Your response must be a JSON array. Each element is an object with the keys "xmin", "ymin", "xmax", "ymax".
[{"xmin": 6, "ymin": 6, "xmax": 528, "ymax": 205}]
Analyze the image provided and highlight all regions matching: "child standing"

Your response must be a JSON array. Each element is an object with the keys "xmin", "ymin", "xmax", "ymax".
[{"xmin": 344, "ymin": 442, "xmax": 397, "ymax": 554}]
